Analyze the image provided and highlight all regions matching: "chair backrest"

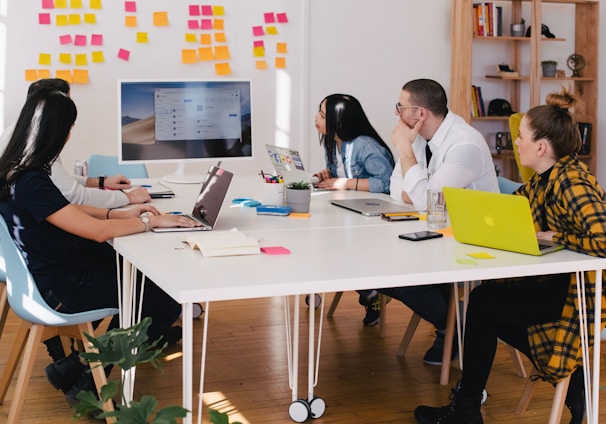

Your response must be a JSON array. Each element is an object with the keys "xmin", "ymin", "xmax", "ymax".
[
  {"xmin": 497, "ymin": 176, "xmax": 522, "ymax": 194},
  {"xmin": 508, "ymin": 113, "xmax": 535, "ymax": 183},
  {"xmin": 0, "ymin": 215, "xmax": 117, "ymax": 326},
  {"xmin": 87, "ymin": 154, "xmax": 148, "ymax": 179}
]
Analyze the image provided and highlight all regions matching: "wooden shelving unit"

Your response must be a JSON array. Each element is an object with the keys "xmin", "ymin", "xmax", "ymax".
[{"xmin": 450, "ymin": 0, "xmax": 599, "ymax": 180}]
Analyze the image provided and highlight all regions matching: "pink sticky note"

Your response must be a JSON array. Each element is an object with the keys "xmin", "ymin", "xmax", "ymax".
[
  {"xmin": 42, "ymin": 0, "xmax": 55, "ymax": 9},
  {"xmin": 124, "ymin": 1, "xmax": 136, "ymax": 12},
  {"xmin": 264, "ymin": 12, "xmax": 275, "ymax": 24},
  {"xmin": 118, "ymin": 48, "xmax": 130, "ymax": 61},
  {"xmin": 188, "ymin": 19, "xmax": 199, "ymax": 30},
  {"xmin": 91, "ymin": 34, "xmax": 103, "ymax": 46},
  {"xmin": 201, "ymin": 5, "xmax": 213, "ymax": 16},
  {"xmin": 277, "ymin": 12, "xmax": 288, "ymax": 23},
  {"xmin": 59, "ymin": 34, "xmax": 72, "ymax": 45},
  {"xmin": 201, "ymin": 19, "xmax": 212, "ymax": 30},
  {"xmin": 74, "ymin": 34, "xmax": 87, "ymax": 46},
  {"xmin": 189, "ymin": 5, "xmax": 200, "ymax": 16},
  {"xmin": 261, "ymin": 246, "xmax": 290, "ymax": 255},
  {"xmin": 252, "ymin": 26, "xmax": 264, "ymax": 36},
  {"xmin": 253, "ymin": 40, "xmax": 264, "ymax": 48},
  {"xmin": 39, "ymin": 13, "xmax": 52, "ymax": 24}
]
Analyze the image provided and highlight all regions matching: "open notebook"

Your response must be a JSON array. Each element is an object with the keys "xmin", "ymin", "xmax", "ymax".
[{"xmin": 443, "ymin": 187, "xmax": 564, "ymax": 256}]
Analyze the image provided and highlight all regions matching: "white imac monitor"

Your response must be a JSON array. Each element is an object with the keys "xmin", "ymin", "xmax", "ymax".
[{"xmin": 118, "ymin": 79, "xmax": 252, "ymax": 183}]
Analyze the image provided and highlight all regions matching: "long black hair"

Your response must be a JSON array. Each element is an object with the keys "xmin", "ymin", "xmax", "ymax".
[
  {"xmin": 318, "ymin": 94, "xmax": 393, "ymax": 165},
  {"xmin": 0, "ymin": 89, "xmax": 77, "ymax": 199}
]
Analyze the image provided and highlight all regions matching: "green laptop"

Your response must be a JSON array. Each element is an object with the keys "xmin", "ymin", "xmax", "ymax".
[{"xmin": 443, "ymin": 187, "xmax": 564, "ymax": 256}]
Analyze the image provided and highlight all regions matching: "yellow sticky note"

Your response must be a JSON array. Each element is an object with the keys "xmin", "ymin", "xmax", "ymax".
[
  {"xmin": 467, "ymin": 252, "xmax": 496, "ymax": 259},
  {"xmin": 73, "ymin": 69, "xmax": 89, "ymax": 84},
  {"xmin": 200, "ymin": 33, "xmax": 212, "ymax": 45},
  {"xmin": 84, "ymin": 14, "xmax": 96, "ymax": 24},
  {"xmin": 136, "ymin": 32, "xmax": 149, "ymax": 43},
  {"xmin": 185, "ymin": 33, "xmax": 197, "ymax": 43},
  {"xmin": 71, "ymin": 0, "xmax": 83, "ymax": 8},
  {"xmin": 214, "ymin": 45, "xmax": 230, "ymax": 60},
  {"xmin": 276, "ymin": 42, "xmax": 288, "ymax": 54},
  {"xmin": 198, "ymin": 47, "xmax": 214, "ymax": 61},
  {"xmin": 253, "ymin": 46, "xmax": 265, "ymax": 57},
  {"xmin": 91, "ymin": 51, "xmax": 104, "ymax": 63},
  {"xmin": 38, "ymin": 69, "xmax": 51, "ymax": 79},
  {"xmin": 55, "ymin": 69, "xmax": 72, "ymax": 83},
  {"xmin": 153, "ymin": 11, "xmax": 169, "ymax": 26},
  {"xmin": 55, "ymin": 0, "xmax": 67, "ymax": 7},
  {"xmin": 266, "ymin": 26, "xmax": 278, "ymax": 35},
  {"xmin": 75, "ymin": 53, "xmax": 88, "ymax": 66},
  {"xmin": 125, "ymin": 16, "xmax": 137, "ymax": 27},
  {"xmin": 59, "ymin": 53, "xmax": 72, "ymax": 64},
  {"xmin": 289, "ymin": 212, "xmax": 311, "ymax": 219},
  {"xmin": 181, "ymin": 49, "xmax": 197, "ymax": 64},
  {"xmin": 25, "ymin": 69, "xmax": 38, "ymax": 81},
  {"xmin": 90, "ymin": 0, "xmax": 102, "ymax": 9},
  {"xmin": 213, "ymin": 19, "xmax": 224, "ymax": 30},
  {"xmin": 215, "ymin": 62, "xmax": 231, "ymax": 76},
  {"xmin": 39, "ymin": 53, "xmax": 52, "ymax": 65},
  {"xmin": 213, "ymin": 5, "xmax": 224, "ymax": 16},
  {"xmin": 275, "ymin": 57, "xmax": 286, "ymax": 69},
  {"xmin": 214, "ymin": 32, "xmax": 226, "ymax": 43},
  {"xmin": 456, "ymin": 258, "xmax": 478, "ymax": 265},
  {"xmin": 56, "ymin": 15, "xmax": 69, "ymax": 26},
  {"xmin": 255, "ymin": 60, "xmax": 268, "ymax": 70},
  {"xmin": 69, "ymin": 14, "xmax": 81, "ymax": 25}
]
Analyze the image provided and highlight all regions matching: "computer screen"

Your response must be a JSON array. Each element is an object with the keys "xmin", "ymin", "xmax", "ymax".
[{"xmin": 118, "ymin": 79, "xmax": 252, "ymax": 183}]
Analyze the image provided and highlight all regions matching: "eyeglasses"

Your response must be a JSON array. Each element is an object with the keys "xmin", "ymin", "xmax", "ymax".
[{"xmin": 395, "ymin": 103, "xmax": 421, "ymax": 113}]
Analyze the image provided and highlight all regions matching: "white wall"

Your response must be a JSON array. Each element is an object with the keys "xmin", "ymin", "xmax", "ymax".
[{"xmin": 2, "ymin": 1, "xmax": 605, "ymax": 183}]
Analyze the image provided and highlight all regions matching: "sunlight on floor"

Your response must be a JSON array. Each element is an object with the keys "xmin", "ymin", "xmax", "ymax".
[{"xmin": 203, "ymin": 391, "xmax": 250, "ymax": 424}]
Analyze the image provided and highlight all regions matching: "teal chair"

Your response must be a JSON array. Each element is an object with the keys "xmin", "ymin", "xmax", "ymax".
[
  {"xmin": 497, "ymin": 176, "xmax": 523, "ymax": 194},
  {"xmin": 0, "ymin": 215, "xmax": 117, "ymax": 423},
  {"xmin": 87, "ymin": 154, "xmax": 148, "ymax": 178}
]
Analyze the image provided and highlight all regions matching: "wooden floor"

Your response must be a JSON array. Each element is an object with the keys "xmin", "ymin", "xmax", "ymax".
[{"xmin": 1, "ymin": 291, "xmax": 605, "ymax": 423}]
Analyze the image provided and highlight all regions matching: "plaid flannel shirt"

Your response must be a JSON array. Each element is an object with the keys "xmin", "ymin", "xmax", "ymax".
[{"xmin": 516, "ymin": 154, "xmax": 606, "ymax": 383}]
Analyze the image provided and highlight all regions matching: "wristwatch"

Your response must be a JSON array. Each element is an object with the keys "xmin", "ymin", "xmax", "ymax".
[
  {"xmin": 98, "ymin": 175, "xmax": 106, "ymax": 189},
  {"xmin": 140, "ymin": 215, "xmax": 150, "ymax": 232}
]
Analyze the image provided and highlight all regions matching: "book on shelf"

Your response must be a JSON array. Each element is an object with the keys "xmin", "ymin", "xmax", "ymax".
[
  {"xmin": 473, "ymin": 3, "xmax": 502, "ymax": 37},
  {"xmin": 183, "ymin": 228, "xmax": 261, "ymax": 257},
  {"xmin": 471, "ymin": 85, "xmax": 485, "ymax": 117}
]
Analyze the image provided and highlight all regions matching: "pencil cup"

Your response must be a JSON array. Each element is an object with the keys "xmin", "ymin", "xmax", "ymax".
[
  {"xmin": 427, "ymin": 189, "xmax": 447, "ymax": 230},
  {"xmin": 263, "ymin": 182, "xmax": 285, "ymax": 206}
]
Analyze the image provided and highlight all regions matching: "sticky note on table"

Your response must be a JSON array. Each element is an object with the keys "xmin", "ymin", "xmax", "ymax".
[
  {"xmin": 467, "ymin": 252, "xmax": 496, "ymax": 259},
  {"xmin": 261, "ymin": 246, "xmax": 291, "ymax": 255}
]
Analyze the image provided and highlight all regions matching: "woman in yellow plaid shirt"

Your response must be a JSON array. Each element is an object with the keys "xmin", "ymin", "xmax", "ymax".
[{"xmin": 415, "ymin": 87, "xmax": 606, "ymax": 424}]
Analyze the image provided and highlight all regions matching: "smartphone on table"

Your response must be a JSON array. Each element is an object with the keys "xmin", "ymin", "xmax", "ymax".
[{"xmin": 398, "ymin": 231, "xmax": 443, "ymax": 241}]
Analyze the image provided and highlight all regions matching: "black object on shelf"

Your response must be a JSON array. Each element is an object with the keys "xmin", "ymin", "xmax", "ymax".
[{"xmin": 577, "ymin": 122, "xmax": 592, "ymax": 155}]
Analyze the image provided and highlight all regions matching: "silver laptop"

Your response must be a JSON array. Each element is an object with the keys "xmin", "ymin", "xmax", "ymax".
[
  {"xmin": 151, "ymin": 165, "xmax": 233, "ymax": 233},
  {"xmin": 265, "ymin": 144, "xmax": 324, "ymax": 189},
  {"xmin": 331, "ymin": 198, "xmax": 416, "ymax": 216}
]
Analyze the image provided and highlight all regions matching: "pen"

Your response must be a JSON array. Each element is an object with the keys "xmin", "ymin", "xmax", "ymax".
[
  {"xmin": 139, "ymin": 184, "xmax": 152, "ymax": 188},
  {"xmin": 163, "ymin": 211, "xmax": 182, "ymax": 215}
]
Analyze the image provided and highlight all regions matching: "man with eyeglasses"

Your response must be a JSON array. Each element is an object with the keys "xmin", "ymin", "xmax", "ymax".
[{"xmin": 382, "ymin": 79, "xmax": 499, "ymax": 366}]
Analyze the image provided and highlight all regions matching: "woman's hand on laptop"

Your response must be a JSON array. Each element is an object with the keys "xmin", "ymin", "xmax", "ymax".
[
  {"xmin": 313, "ymin": 169, "xmax": 331, "ymax": 182},
  {"xmin": 537, "ymin": 230, "xmax": 556, "ymax": 241}
]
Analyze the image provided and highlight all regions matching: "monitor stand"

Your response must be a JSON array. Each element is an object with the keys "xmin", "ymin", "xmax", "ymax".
[{"xmin": 162, "ymin": 162, "xmax": 204, "ymax": 184}]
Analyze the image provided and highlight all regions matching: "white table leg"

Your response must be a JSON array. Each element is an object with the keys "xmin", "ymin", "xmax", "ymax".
[
  {"xmin": 180, "ymin": 302, "xmax": 192, "ymax": 424},
  {"xmin": 590, "ymin": 270, "xmax": 602, "ymax": 424}
]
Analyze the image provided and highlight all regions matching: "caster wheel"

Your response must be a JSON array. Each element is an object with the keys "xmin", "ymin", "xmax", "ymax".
[
  {"xmin": 305, "ymin": 294, "xmax": 322, "ymax": 309},
  {"xmin": 289, "ymin": 399, "xmax": 310, "ymax": 423},
  {"xmin": 309, "ymin": 396, "xmax": 326, "ymax": 418},
  {"xmin": 481, "ymin": 388, "xmax": 488, "ymax": 405},
  {"xmin": 192, "ymin": 303, "xmax": 204, "ymax": 319}
]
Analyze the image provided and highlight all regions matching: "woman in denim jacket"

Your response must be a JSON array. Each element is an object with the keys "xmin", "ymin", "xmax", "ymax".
[{"xmin": 313, "ymin": 94, "xmax": 394, "ymax": 193}]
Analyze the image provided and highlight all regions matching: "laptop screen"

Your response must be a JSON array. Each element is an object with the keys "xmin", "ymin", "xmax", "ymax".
[{"xmin": 192, "ymin": 166, "xmax": 233, "ymax": 227}]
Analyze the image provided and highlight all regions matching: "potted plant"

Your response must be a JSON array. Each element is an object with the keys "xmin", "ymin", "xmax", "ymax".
[
  {"xmin": 511, "ymin": 18, "xmax": 525, "ymax": 37},
  {"xmin": 72, "ymin": 317, "xmax": 240, "ymax": 424},
  {"xmin": 285, "ymin": 180, "xmax": 312, "ymax": 213}
]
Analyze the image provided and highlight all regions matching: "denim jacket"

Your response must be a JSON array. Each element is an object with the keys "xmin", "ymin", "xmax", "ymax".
[{"xmin": 325, "ymin": 135, "xmax": 394, "ymax": 194}]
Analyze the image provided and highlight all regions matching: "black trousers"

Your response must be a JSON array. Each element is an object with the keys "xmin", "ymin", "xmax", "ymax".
[{"xmin": 458, "ymin": 273, "xmax": 570, "ymax": 397}]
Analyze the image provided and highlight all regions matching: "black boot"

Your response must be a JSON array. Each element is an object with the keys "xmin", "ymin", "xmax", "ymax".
[
  {"xmin": 414, "ymin": 388, "xmax": 483, "ymax": 424},
  {"xmin": 45, "ymin": 350, "xmax": 86, "ymax": 393},
  {"xmin": 565, "ymin": 367, "xmax": 585, "ymax": 424}
]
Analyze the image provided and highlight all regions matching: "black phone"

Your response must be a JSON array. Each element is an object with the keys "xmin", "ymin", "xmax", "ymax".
[
  {"xmin": 381, "ymin": 214, "xmax": 420, "ymax": 222},
  {"xmin": 398, "ymin": 231, "xmax": 444, "ymax": 241}
]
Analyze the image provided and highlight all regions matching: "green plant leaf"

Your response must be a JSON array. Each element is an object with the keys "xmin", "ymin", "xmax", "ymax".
[
  {"xmin": 286, "ymin": 180, "xmax": 311, "ymax": 190},
  {"xmin": 209, "ymin": 409, "xmax": 230, "ymax": 424},
  {"xmin": 152, "ymin": 405, "xmax": 190, "ymax": 424}
]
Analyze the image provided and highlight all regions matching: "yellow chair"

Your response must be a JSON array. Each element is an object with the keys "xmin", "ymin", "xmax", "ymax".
[{"xmin": 509, "ymin": 113, "xmax": 535, "ymax": 183}]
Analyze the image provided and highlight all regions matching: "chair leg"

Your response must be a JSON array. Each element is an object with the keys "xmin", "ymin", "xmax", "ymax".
[
  {"xmin": 396, "ymin": 313, "xmax": 421, "ymax": 357},
  {"xmin": 7, "ymin": 324, "xmax": 45, "ymax": 424},
  {"xmin": 506, "ymin": 344, "xmax": 528, "ymax": 378},
  {"xmin": 440, "ymin": 284, "xmax": 457, "ymax": 385},
  {"xmin": 515, "ymin": 377, "xmax": 538, "ymax": 415},
  {"xmin": 0, "ymin": 320, "xmax": 30, "ymax": 403},
  {"xmin": 326, "ymin": 292, "xmax": 343, "ymax": 318},
  {"xmin": 379, "ymin": 294, "xmax": 388, "ymax": 337},
  {"xmin": 0, "ymin": 284, "xmax": 8, "ymax": 342},
  {"xmin": 548, "ymin": 376, "xmax": 570, "ymax": 424}
]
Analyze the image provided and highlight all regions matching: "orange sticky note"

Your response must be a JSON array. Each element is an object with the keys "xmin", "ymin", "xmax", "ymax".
[
  {"xmin": 276, "ymin": 42, "xmax": 287, "ymax": 54},
  {"xmin": 73, "ymin": 69, "xmax": 89, "ymax": 84},
  {"xmin": 59, "ymin": 53, "xmax": 72, "ymax": 64},
  {"xmin": 255, "ymin": 60, "xmax": 268, "ymax": 70},
  {"xmin": 153, "ymin": 11, "xmax": 169, "ymax": 26},
  {"xmin": 75, "ymin": 53, "xmax": 88, "ymax": 66},
  {"xmin": 200, "ymin": 33, "xmax": 212, "ymax": 45},
  {"xmin": 37, "ymin": 69, "xmax": 51, "ymax": 79},
  {"xmin": 136, "ymin": 32, "xmax": 149, "ymax": 43},
  {"xmin": 185, "ymin": 33, "xmax": 197, "ymax": 43},
  {"xmin": 91, "ymin": 51, "xmax": 104, "ymax": 63},
  {"xmin": 275, "ymin": 57, "xmax": 286, "ymax": 69},
  {"xmin": 84, "ymin": 13, "xmax": 96, "ymax": 24},
  {"xmin": 181, "ymin": 49, "xmax": 197, "ymax": 64},
  {"xmin": 215, "ymin": 62, "xmax": 231, "ymax": 76},
  {"xmin": 213, "ymin": 19, "xmax": 224, "ymax": 30},
  {"xmin": 25, "ymin": 70, "xmax": 38, "ymax": 81},
  {"xmin": 198, "ymin": 47, "xmax": 214, "ymax": 61},
  {"xmin": 214, "ymin": 45, "xmax": 230, "ymax": 60},
  {"xmin": 125, "ymin": 15, "xmax": 137, "ymax": 27},
  {"xmin": 55, "ymin": 69, "xmax": 72, "ymax": 82},
  {"xmin": 39, "ymin": 53, "xmax": 52, "ymax": 65},
  {"xmin": 214, "ymin": 32, "xmax": 226, "ymax": 43},
  {"xmin": 266, "ymin": 26, "xmax": 278, "ymax": 35}
]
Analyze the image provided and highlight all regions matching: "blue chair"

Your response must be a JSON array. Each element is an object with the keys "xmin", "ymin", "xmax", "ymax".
[
  {"xmin": 87, "ymin": 154, "xmax": 148, "ymax": 178},
  {"xmin": 0, "ymin": 216, "xmax": 117, "ymax": 423},
  {"xmin": 497, "ymin": 175, "xmax": 523, "ymax": 194}
]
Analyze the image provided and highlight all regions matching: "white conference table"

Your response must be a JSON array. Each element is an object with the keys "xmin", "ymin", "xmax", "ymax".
[{"xmin": 113, "ymin": 176, "xmax": 605, "ymax": 424}]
